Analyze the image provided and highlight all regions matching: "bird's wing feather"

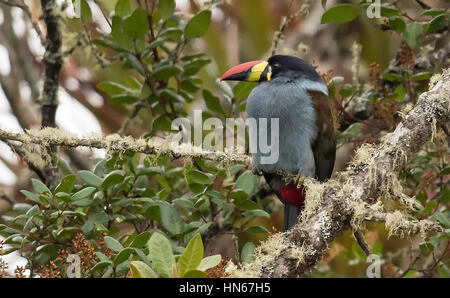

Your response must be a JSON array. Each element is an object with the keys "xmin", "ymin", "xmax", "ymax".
[{"xmin": 308, "ymin": 90, "xmax": 336, "ymax": 181}]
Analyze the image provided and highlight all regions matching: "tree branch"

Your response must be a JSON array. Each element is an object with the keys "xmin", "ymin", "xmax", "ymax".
[
  {"xmin": 0, "ymin": 0, "xmax": 45, "ymax": 46},
  {"xmin": 40, "ymin": 0, "xmax": 62, "ymax": 128},
  {"xmin": 0, "ymin": 128, "xmax": 252, "ymax": 166}
]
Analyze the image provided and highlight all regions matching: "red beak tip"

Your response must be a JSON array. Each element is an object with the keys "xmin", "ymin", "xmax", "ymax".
[{"xmin": 220, "ymin": 60, "xmax": 265, "ymax": 83}]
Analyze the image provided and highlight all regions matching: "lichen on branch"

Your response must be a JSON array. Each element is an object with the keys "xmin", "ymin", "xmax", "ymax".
[{"xmin": 0, "ymin": 127, "xmax": 252, "ymax": 166}]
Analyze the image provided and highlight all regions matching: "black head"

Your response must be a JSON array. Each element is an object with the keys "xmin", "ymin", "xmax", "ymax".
[{"xmin": 267, "ymin": 55, "xmax": 323, "ymax": 82}]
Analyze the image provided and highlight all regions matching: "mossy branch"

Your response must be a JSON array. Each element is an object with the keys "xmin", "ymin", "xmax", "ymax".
[
  {"xmin": 40, "ymin": 0, "xmax": 62, "ymax": 127},
  {"xmin": 0, "ymin": 128, "xmax": 252, "ymax": 166}
]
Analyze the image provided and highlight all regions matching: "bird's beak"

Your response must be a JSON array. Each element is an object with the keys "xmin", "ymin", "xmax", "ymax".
[{"xmin": 220, "ymin": 60, "xmax": 271, "ymax": 82}]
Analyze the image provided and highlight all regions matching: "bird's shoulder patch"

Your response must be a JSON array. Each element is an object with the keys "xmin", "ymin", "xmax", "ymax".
[
  {"xmin": 307, "ymin": 90, "xmax": 334, "ymax": 140},
  {"xmin": 308, "ymin": 90, "xmax": 336, "ymax": 181}
]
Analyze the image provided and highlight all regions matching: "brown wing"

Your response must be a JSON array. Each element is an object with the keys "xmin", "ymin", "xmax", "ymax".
[{"xmin": 308, "ymin": 90, "xmax": 336, "ymax": 181}]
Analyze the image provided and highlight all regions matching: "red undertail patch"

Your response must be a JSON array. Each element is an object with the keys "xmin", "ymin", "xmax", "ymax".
[{"xmin": 277, "ymin": 185, "xmax": 306, "ymax": 207}]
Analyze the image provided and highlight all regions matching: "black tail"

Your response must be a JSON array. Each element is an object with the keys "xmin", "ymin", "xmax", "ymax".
[
  {"xmin": 283, "ymin": 202, "xmax": 300, "ymax": 231},
  {"xmin": 264, "ymin": 173, "xmax": 304, "ymax": 231}
]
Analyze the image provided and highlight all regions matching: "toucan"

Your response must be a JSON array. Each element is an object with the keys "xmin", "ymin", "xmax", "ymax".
[{"xmin": 221, "ymin": 55, "xmax": 336, "ymax": 231}]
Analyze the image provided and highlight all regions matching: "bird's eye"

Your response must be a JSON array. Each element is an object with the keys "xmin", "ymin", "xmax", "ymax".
[{"xmin": 272, "ymin": 62, "xmax": 281, "ymax": 69}]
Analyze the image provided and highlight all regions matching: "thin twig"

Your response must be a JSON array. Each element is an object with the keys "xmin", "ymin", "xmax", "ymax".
[
  {"xmin": 271, "ymin": 0, "xmax": 313, "ymax": 55},
  {"xmin": 0, "ymin": 0, "xmax": 45, "ymax": 46},
  {"xmin": 353, "ymin": 230, "xmax": 372, "ymax": 256}
]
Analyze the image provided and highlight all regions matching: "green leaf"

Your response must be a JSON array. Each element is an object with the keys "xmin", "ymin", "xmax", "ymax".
[
  {"xmin": 382, "ymin": 72, "xmax": 403, "ymax": 82},
  {"xmin": 182, "ymin": 270, "xmax": 207, "ymax": 278},
  {"xmin": 26, "ymin": 204, "xmax": 41, "ymax": 217},
  {"xmin": 97, "ymin": 81, "xmax": 129, "ymax": 96},
  {"xmin": 242, "ymin": 209, "xmax": 270, "ymax": 218},
  {"xmin": 389, "ymin": 16, "xmax": 406, "ymax": 32},
  {"xmin": 54, "ymin": 174, "xmax": 76, "ymax": 194},
  {"xmin": 184, "ymin": 10, "xmax": 212, "ymax": 39},
  {"xmin": 20, "ymin": 190, "xmax": 40, "ymax": 204},
  {"xmin": 80, "ymin": 0, "xmax": 92, "ymax": 21},
  {"xmin": 162, "ymin": 27, "xmax": 183, "ymax": 42},
  {"xmin": 234, "ymin": 197, "xmax": 259, "ymax": 210},
  {"xmin": 235, "ymin": 170, "xmax": 257, "ymax": 195},
  {"xmin": 151, "ymin": 65, "xmax": 180, "ymax": 81},
  {"xmin": 186, "ymin": 169, "xmax": 214, "ymax": 185},
  {"xmin": 130, "ymin": 231, "xmax": 151, "ymax": 248},
  {"xmin": 233, "ymin": 82, "xmax": 257, "ymax": 99},
  {"xmin": 114, "ymin": 247, "xmax": 134, "ymax": 265},
  {"xmin": 148, "ymin": 232, "xmax": 176, "ymax": 277},
  {"xmin": 339, "ymin": 83, "xmax": 355, "ymax": 98},
  {"xmin": 429, "ymin": 212, "xmax": 450, "ymax": 229},
  {"xmin": 177, "ymin": 234, "xmax": 204, "ymax": 276},
  {"xmin": 56, "ymin": 227, "xmax": 82, "ymax": 240},
  {"xmin": 197, "ymin": 255, "xmax": 221, "ymax": 271},
  {"xmin": 229, "ymin": 189, "xmax": 249, "ymax": 200},
  {"xmin": 122, "ymin": 52, "xmax": 145, "ymax": 75},
  {"xmin": 13, "ymin": 203, "xmax": 32, "ymax": 214},
  {"xmin": 159, "ymin": 89, "xmax": 185, "ymax": 103},
  {"xmin": 72, "ymin": 198, "xmax": 93, "ymax": 207},
  {"xmin": 158, "ymin": 201, "xmax": 186, "ymax": 235},
  {"xmin": 31, "ymin": 178, "xmax": 50, "ymax": 194},
  {"xmin": 422, "ymin": 9, "xmax": 445, "ymax": 16},
  {"xmin": 240, "ymin": 242, "xmax": 256, "ymax": 264},
  {"xmin": 158, "ymin": 0, "xmax": 175, "ymax": 20},
  {"xmin": 130, "ymin": 261, "xmax": 158, "ymax": 278},
  {"xmin": 173, "ymin": 198, "xmax": 195, "ymax": 210},
  {"xmin": 133, "ymin": 248, "xmax": 152, "ymax": 267},
  {"xmin": 393, "ymin": 85, "xmax": 406, "ymax": 102},
  {"xmin": 401, "ymin": 22, "xmax": 424, "ymax": 51},
  {"xmin": 321, "ymin": 4, "xmax": 359, "ymax": 24},
  {"xmin": 89, "ymin": 260, "xmax": 113, "ymax": 273},
  {"xmin": 438, "ymin": 265, "xmax": 450, "ymax": 278},
  {"xmin": 428, "ymin": 14, "xmax": 449, "ymax": 33},
  {"xmin": 124, "ymin": 8, "xmax": 149, "ymax": 39},
  {"xmin": 109, "ymin": 94, "xmax": 140, "ymax": 105},
  {"xmin": 115, "ymin": 0, "xmax": 130, "ymax": 18},
  {"xmin": 441, "ymin": 167, "xmax": 450, "ymax": 176},
  {"xmin": 420, "ymin": 201, "xmax": 437, "ymax": 215},
  {"xmin": 71, "ymin": 187, "xmax": 96, "ymax": 201},
  {"xmin": 413, "ymin": 72, "xmax": 432, "ymax": 81},
  {"xmin": 419, "ymin": 242, "xmax": 434, "ymax": 251},
  {"xmin": 102, "ymin": 170, "xmax": 125, "ymax": 189},
  {"xmin": 153, "ymin": 115, "xmax": 172, "ymax": 132},
  {"xmin": 403, "ymin": 269, "xmax": 417, "ymax": 278},
  {"xmin": 104, "ymin": 236, "xmax": 124, "ymax": 253},
  {"xmin": 183, "ymin": 59, "xmax": 210, "ymax": 77},
  {"xmin": 110, "ymin": 16, "xmax": 132, "ymax": 47},
  {"xmin": 94, "ymin": 37, "xmax": 129, "ymax": 52},
  {"xmin": 380, "ymin": 5, "xmax": 399, "ymax": 17},
  {"xmin": 441, "ymin": 187, "xmax": 450, "ymax": 204},
  {"xmin": 203, "ymin": 90, "xmax": 225, "ymax": 115},
  {"xmin": 78, "ymin": 170, "xmax": 103, "ymax": 187}
]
